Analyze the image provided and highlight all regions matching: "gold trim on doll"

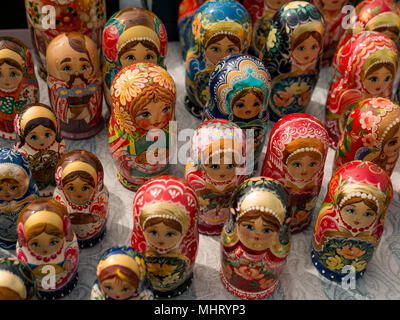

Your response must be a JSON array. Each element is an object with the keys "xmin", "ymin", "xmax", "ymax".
[
  {"xmin": 0, "ymin": 49, "xmax": 24, "ymax": 70},
  {"xmin": 117, "ymin": 26, "xmax": 160, "ymax": 55},
  {"xmin": 0, "ymin": 269, "xmax": 27, "ymax": 299},
  {"xmin": 19, "ymin": 106, "xmax": 57, "ymax": 134},
  {"xmin": 367, "ymin": 12, "xmax": 400, "ymax": 42}
]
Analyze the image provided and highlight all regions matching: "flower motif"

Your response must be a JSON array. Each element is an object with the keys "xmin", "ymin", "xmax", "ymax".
[
  {"xmin": 361, "ymin": 133, "xmax": 376, "ymax": 148},
  {"xmin": 351, "ymin": 260, "xmax": 367, "ymax": 272},
  {"xmin": 56, "ymin": 7, "xmax": 80, "ymax": 31},
  {"xmin": 360, "ymin": 110, "xmax": 376, "ymax": 130},
  {"xmin": 221, "ymin": 262, "xmax": 233, "ymax": 280},
  {"xmin": 326, "ymin": 255, "xmax": 344, "ymax": 270},
  {"xmin": 286, "ymin": 81, "xmax": 310, "ymax": 95},
  {"xmin": 234, "ymin": 265, "xmax": 264, "ymax": 281},
  {"xmin": 267, "ymin": 28, "xmax": 278, "ymax": 51},
  {"xmin": 146, "ymin": 263, "xmax": 177, "ymax": 277},
  {"xmin": 25, "ymin": 49, "xmax": 34, "ymax": 76},
  {"xmin": 192, "ymin": 13, "xmax": 202, "ymax": 42},
  {"xmin": 336, "ymin": 245, "xmax": 366, "ymax": 260},
  {"xmin": 103, "ymin": 25, "xmax": 119, "ymax": 62},
  {"xmin": 113, "ymin": 68, "xmax": 148, "ymax": 106},
  {"xmin": 259, "ymin": 277, "xmax": 275, "ymax": 290}
]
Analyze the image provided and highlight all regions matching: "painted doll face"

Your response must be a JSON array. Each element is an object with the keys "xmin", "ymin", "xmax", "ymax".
[
  {"xmin": 0, "ymin": 62, "xmax": 23, "ymax": 91},
  {"xmin": 292, "ymin": 36, "xmax": 320, "ymax": 65},
  {"xmin": 286, "ymin": 153, "xmax": 322, "ymax": 180},
  {"xmin": 63, "ymin": 177, "xmax": 94, "ymax": 205},
  {"xmin": 143, "ymin": 221, "xmax": 182, "ymax": 251},
  {"xmin": 25, "ymin": 125, "xmax": 56, "ymax": 150},
  {"xmin": 238, "ymin": 216, "xmax": 277, "ymax": 251},
  {"xmin": 363, "ymin": 66, "xmax": 393, "ymax": 96},
  {"xmin": 100, "ymin": 277, "xmax": 137, "ymax": 300},
  {"xmin": 340, "ymin": 201, "xmax": 377, "ymax": 229},
  {"xmin": 321, "ymin": 0, "xmax": 347, "ymax": 11},
  {"xmin": 204, "ymin": 36, "xmax": 240, "ymax": 66},
  {"xmin": 134, "ymin": 100, "xmax": 173, "ymax": 131},
  {"xmin": 232, "ymin": 92, "xmax": 263, "ymax": 119},
  {"xmin": 119, "ymin": 42, "xmax": 158, "ymax": 68},
  {"xmin": 0, "ymin": 179, "xmax": 25, "ymax": 200},
  {"xmin": 204, "ymin": 160, "xmax": 237, "ymax": 182},
  {"xmin": 383, "ymin": 126, "xmax": 400, "ymax": 160},
  {"xmin": 28, "ymin": 232, "xmax": 63, "ymax": 256}
]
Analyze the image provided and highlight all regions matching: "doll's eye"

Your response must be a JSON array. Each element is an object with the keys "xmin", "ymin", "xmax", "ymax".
[
  {"xmin": 309, "ymin": 162, "xmax": 317, "ymax": 167},
  {"xmin": 210, "ymin": 46, "xmax": 220, "ymax": 53},
  {"xmin": 292, "ymin": 162, "xmax": 301, "ymax": 168},
  {"xmin": 50, "ymin": 240, "xmax": 58, "ymax": 246},
  {"xmin": 149, "ymin": 230, "xmax": 158, "ymax": 237},
  {"xmin": 63, "ymin": 65, "xmax": 72, "ymax": 72},
  {"xmin": 385, "ymin": 76, "xmax": 392, "ymax": 82},
  {"xmin": 166, "ymin": 232, "xmax": 176, "ymax": 238},
  {"xmin": 81, "ymin": 65, "xmax": 88, "ymax": 71},
  {"xmin": 311, "ymin": 45, "xmax": 318, "ymax": 50},
  {"xmin": 122, "ymin": 287, "xmax": 130, "ymax": 293},
  {"xmin": 297, "ymin": 46, "xmax": 305, "ymax": 52},
  {"xmin": 105, "ymin": 286, "xmax": 112, "ymax": 291},
  {"xmin": 10, "ymin": 186, "xmax": 18, "ymax": 191},
  {"xmin": 68, "ymin": 186, "xmax": 75, "ymax": 192},
  {"xmin": 126, "ymin": 55, "xmax": 135, "ymax": 61},
  {"xmin": 138, "ymin": 111, "xmax": 151, "ymax": 119},
  {"xmin": 263, "ymin": 228, "xmax": 272, "ymax": 234},
  {"xmin": 227, "ymin": 164, "xmax": 235, "ymax": 169},
  {"xmin": 244, "ymin": 224, "xmax": 254, "ymax": 231},
  {"xmin": 211, "ymin": 164, "xmax": 220, "ymax": 170},
  {"xmin": 364, "ymin": 211, "xmax": 374, "ymax": 217},
  {"xmin": 226, "ymin": 47, "xmax": 236, "ymax": 54},
  {"xmin": 368, "ymin": 76, "xmax": 378, "ymax": 83},
  {"xmin": 30, "ymin": 135, "xmax": 38, "ymax": 141},
  {"xmin": 45, "ymin": 132, "xmax": 52, "ymax": 139},
  {"xmin": 162, "ymin": 106, "xmax": 171, "ymax": 114},
  {"xmin": 253, "ymin": 102, "xmax": 260, "ymax": 108},
  {"xmin": 235, "ymin": 102, "xmax": 245, "ymax": 109},
  {"xmin": 0, "ymin": 72, "xmax": 2, "ymax": 78},
  {"xmin": 346, "ymin": 208, "xmax": 355, "ymax": 215},
  {"xmin": 388, "ymin": 139, "xmax": 398, "ymax": 147},
  {"xmin": 10, "ymin": 72, "xmax": 17, "ymax": 78},
  {"xmin": 82, "ymin": 186, "xmax": 90, "ymax": 192},
  {"xmin": 31, "ymin": 242, "xmax": 39, "ymax": 248},
  {"xmin": 0, "ymin": 187, "xmax": 2, "ymax": 192},
  {"xmin": 145, "ymin": 54, "xmax": 154, "ymax": 61}
]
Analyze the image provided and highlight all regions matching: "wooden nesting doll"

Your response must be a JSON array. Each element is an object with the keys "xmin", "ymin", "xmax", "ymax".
[
  {"xmin": 185, "ymin": 0, "xmax": 252, "ymax": 118},
  {"xmin": 0, "ymin": 257, "xmax": 36, "ymax": 300},
  {"xmin": 16, "ymin": 198, "xmax": 79, "ymax": 299},
  {"xmin": 335, "ymin": 97, "xmax": 400, "ymax": 176},
  {"xmin": 131, "ymin": 176, "xmax": 199, "ymax": 298},
  {"xmin": 185, "ymin": 119, "xmax": 247, "ymax": 235},
  {"xmin": 0, "ymin": 37, "xmax": 39, "ymax": 140},
  {"xmin": 24, "ymin": 0, "xmax": 106, "ymax": 79},
  {"xmin": 14, "ymin": 103, "xmax": 67, "ymax": 197},
  {"xmin": 312, "ymin": 160, "xmax": 392, "ymax": 283},
  {"xmin": 261, "ymin": 113, "xmax": 330, "ymax": 233},
  {"xmin": 91, "ymin": 245, "xmax": 154, "ymax": 300},
  {"xmin": 102, "ymin": 7, "xmax": 168, "ymax": 109},
  {"xmin": 53, "ymin": 150, "xmax": 109, "ymax": 248},
  {"xmin": 326, "ymin": 31, "xmax": 398, "ymax": 148},
  {"xmin": 109, "ymin": 62, "xmax": 176, "ymax": 191},
  {"xmin": 220, "ymin": 177, "xmax": 292, "ymax": 300},
  {"xmin": 205, "ymin": 54, "xmax": 271, "ymax": 171},
  {"xmin": 0, "ymin": 148, "xmax": 39, "ymax": 250},
  {"xmin": 260, "ymin": 1, "xmax": 326, "ymax": 122},
  {"xmin": 46, "ymin": 32, "xmax": 103, "ymax": 140}
]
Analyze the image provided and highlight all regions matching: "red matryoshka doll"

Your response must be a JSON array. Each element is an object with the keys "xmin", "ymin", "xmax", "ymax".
[
  {"xmin": 46, "ymin": 32, "xmax": 103, "ymax": 140},
  {"xmin": 220, "ymin": 177, "xmax": 292, "ymax": 300},
  {"xmin": 335, "ymin": 97, "xmax": 400, "ymax": 176},
  {"xmin": 0, "ymin": 37, "xmax": 39, "ymax": 140},
  {"xmin": 53, "ymin": 150, "xmax": 108, "ymax": 248},
  {"xmin": 91, "ymin": 245, "xmax": 154, "ymax": 300},
  {"xmin": 16, "ymin": 198, "xmax": 79, "ymax": 299},
  {"xmin": 185, "ymin": 0, "xmax": 252, "ymax": 118},
  {"xmin": 312, "ymin": 161, "xmax": 392, "ymax": 283},
  {"xmin": 260, "ymin": 1, "xmax": 326, "ymax": 122},
  {"xmin": 131, "ymin": 176, "xmax": 199, "ymax": 298},
  {"xmin": 109, "ymin": 62, "xmax": 176, "ymax": 191},
  {"xmin": 261, "ymin": 113, "xmax": 329, "ymax": 233},
  {"xmin": 0, "ymin": 257, "xmax": 36, "ymax": 300},
  {"xmin": 24, "ymin": 0, "xmax": 106, "ymax": 79},
  {"xmin": 102, "ymin": 7, "xmax": 168, "ymax": 109},
  {"xmin": 14, "ymin": 103, "xmax": 67, "ymax": 197},
  {"xmin": 185, "ymin": 119, "xmax": 247, "ymax": 235},
  {"xmin": 326, "ymin": 31, "xmax": 398, "ymax": 148}
]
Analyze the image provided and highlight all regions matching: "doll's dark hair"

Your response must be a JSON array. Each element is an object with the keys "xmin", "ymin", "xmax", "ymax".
[{"xmin": 118, "ymin": 39, "xmax": 160, "ymax": 60}]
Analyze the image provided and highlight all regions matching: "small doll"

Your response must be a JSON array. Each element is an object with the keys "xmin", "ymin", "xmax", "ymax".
[
  {"xmin": 0, "ymin": 148, "xmax": 39, "ymax": 249},
  {"xmin": 91, "ymin": 245, "xmax": 154, "ymax": 300},
  {"xmin": 14, "ymin": 103, "xmax": 67, "ymax": 197},
  {"xmin": 220, "ymin": 177, "xmax": 292, "ymax": 300},
  {"xmin": 53, "ymin": 150, "xmax": 109, "ymax": 248},
  {"xmin": 109, "ymin": 62, "xmax": 176, "ymax": 191},
  {"xmin": 185, "ymin": 0, "xmax": 252, "ymax": 118},
  {"xmin": 0, "ymin": 257, "xmax": 36, "ymax": 300},
  {"xmin": 312, "ymin": 160, "xmax": 392, "ymax": 283},
  {"xmin": 16, "ymin": 198, "xmax": 79, "ymax": 299},
  {"xmin": 0, "ymin": 37, "xmax": 39, "ymax": 140},
  {"xmin": 326, "ymin": 31, "xmax": 398, "ymax": 148},
  {"xmin": 102, "ymin": 7, "xmax": 168, "ymax": 109},
  {"xmin": 132, "ymin": 176, "xmax": 199, "ymax": 298},
  {"xmin": 260, "ymin": 1, "xmax": 326, "ymax": 122},
  {"xmin": 261, "ymin": 113, "xmax": 330, "ymax": 233},
  {"xmin": 46, "ymin": 32, "xmax": 103, "ymax": 140},
  {"xmin": 185, "ymin": 119, "xmax": 247, "ymax": 235},
  {"xmin": 335, "ymin": 97, "xmax": 400, "ymax": 176},
  {"xmin": 205, "ymin": 54, "xmax": 271, "ymax": 171}
]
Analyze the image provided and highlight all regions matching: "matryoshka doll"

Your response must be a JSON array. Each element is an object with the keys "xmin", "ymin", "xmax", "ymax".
[
  {"xmin": 220, "ymin": 177, "xmax": 292, "ymax": 300},
  {"xmin": 312, "ymin": 160, "xmax": 392, "ymax": 282},
  {"xmin": 261, "ymin": 113, "xmax": 330, "ymax": 233},
  {"xmin": 0, "ymin": 257, "xmax": 36, "ymax": 300},
  {"xmin": 334, "ymin": 97, "xmax": 400, "ymax": 176},
  {"xmin": 0, "ymin": 37, "xmax": 39, "ymax": 140},
  {"xmin": 46, "ymin": 32, "xmax": 103, "ymax": 140},
  {"xmin": 260, "ymin": 1, "xmax": 326, "ymax": 122},
  {"xmin": 53, "ymin": 150, "xmax": 109, "ymax": 248},
  {"xmin": 326, "ymin": 31, "xmax": 398, "ymax": 148},
  {"xmin": 185, "ymin": 0, "xmax": 252, "ymax": 118},
  {"xmin": 24, "ymin": 0, "xmax": 106, "ymax": 79},
  {"xmin": 91, "ymin": 245, "xmax": 154, "ymax": 300},
  {"xmin": 102, "ymin": 7, "xmax": 168, "ymax": 109},
  {"xmin": 14, "ymin": 103, "xmax": 67, "ymax": 197},
  {"xmin": 109, "ymin": 62, "xmax": 176, "ymax": 191},
  {"xmin": 0, "ymin": 148, "xmax": 39, "ymax": 250},
  {"xmin": 185, "ymin": 119, "xmax": 247, "ymax": 235},
  {"xmin": 16, "ymin": 198, "xmax": 79, "ymax": 299},
  {"xmin": 131, "ymin": 176, "xmax": 199, "ymax": 298}
]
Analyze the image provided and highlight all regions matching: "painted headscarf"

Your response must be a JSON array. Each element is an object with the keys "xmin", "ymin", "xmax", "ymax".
[
  {"xmin": 335, "ymin": 97, "xmax": 400, "ymax": 176},
  {"xmin": 206, "ymin": 54, "xmax": 272, "ymax": 122}
]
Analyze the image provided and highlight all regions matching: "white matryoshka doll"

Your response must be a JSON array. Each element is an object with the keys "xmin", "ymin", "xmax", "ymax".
[
  {"xmin": 0, "ymin": 148, "xmax": 39, "ymax": 250},
  {"xmin": 14, "ymin": 103, "xmax": 67, "ymax": 197},
  {"xmin": 185, "ymin": 119, "xmax": 247, "ymax": 235},
  {"xmin": 91, "ymin": 245, "xmax": 154, "ymax": 300},
  {"xmin": 46, "ymin": 32, "xmax": 103, "ymax": 140},
  {"xmin": 16, "ymin": 198, "xmax": 79, "ymax": 299},
  {"xmin": 53, "ymin": 149, "xmax": 109, "ymax": 248},
  {"xmin": 220, "ymin": 176, "xmax": 292, "ymax": 300},
  {"xmin": 131, "ymin": 176, "xmax": 199, "ymax": 298},
  {"xmin": 261, "ymin": 113, "xmax": 329, "ymax": 233},
  {"xmin": 312, "ymin": 161, "xmax": 392, "ymax": 283},
  {"xmin": 0, "ymin": 37, "xmax": 39, "ymax": 140}
]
